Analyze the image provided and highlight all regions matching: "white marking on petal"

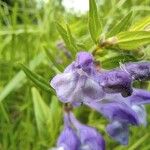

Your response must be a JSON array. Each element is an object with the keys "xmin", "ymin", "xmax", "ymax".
[
  {"xmin": 132, "ymin": 105, "xmax": 147, "ymax": 126},
  {"xmin": 50, "ymin": 146, "xmax": 64, "ymax": 150},
  {"xmin": 80, "ymin": 144, "xmax": 91, "ymax": 150},
  {"xmin": 50, "ymin": 72, "xmax": 78, "ymax": 102}
]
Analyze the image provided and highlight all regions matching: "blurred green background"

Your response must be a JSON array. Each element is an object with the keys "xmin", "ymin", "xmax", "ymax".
[{"xmin": 0, "ymin": 0, "xmax": 150, "ymax": 149}]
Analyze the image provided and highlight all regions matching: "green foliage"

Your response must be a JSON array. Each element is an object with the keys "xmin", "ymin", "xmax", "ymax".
[
  {"xmin": 56, "ymin": 22, "xmax": 78, "ymax": 55},
  {"xmin": 0, "ymin": 0, "xmax": 150, "ymax": 149},
  {"xmin": 89, "ymin": 0, "xmax": 101, "ymax": 44},
  {"xmin": 107, "ymin": 11, "xmax": 133, "ymax": 37},
  {"xmin": 0, "ymin": 52, "xmax": 45, "ymax": 102},
  {"xmin": 130, "ymin": 16, "xmax": 150, "ymax": 31},
  {"xmin": 116, "ymin": 31, "xmax": 150, "ymax": 50},
  {"xmin": 32, "ymin": 87, "xmax": 52, "ymax": 136},
  {"xmin": 32, "ymin": 87, "xmax": 62, "ymax": 147},
  {"xmin": 21, "ymin": 64, "xmax": 54, "ymax": 93}
]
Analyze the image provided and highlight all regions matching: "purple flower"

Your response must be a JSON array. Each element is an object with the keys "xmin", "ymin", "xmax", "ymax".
[
  {"xmin": 50, "ymin": 51, "xmax": 134, "ymax": 105},
  {"xmin": 121, "ymin": 61, "xmax": 150, "ymax": 81},
  {"xmin": 85, "ymin": 88, "xmax": 150, "ymax": 145},
  {"xmin": 54, "ymin": 112, "xmax": 105, "ymax": 150},
  {"xmin": 50, "ymin": 52, "xmax": 105, "ymax": 106},
  {"xmin": 70, "ymin": 112, "xmax": 105, "ymax": 150},
  {"xmin": 56, "ymin": 113, "xmax": 80, "ymax": 150},
  {"xmin": 106, "ymin": 121, "xmax": 129, "ymax": 145},
  {"xmin": 85, "ymin": 100, "xmax": 139, "ymax": 125},
  {"xmin": 50, "ymin": 51, "xmax": 150, "ymax": 146},
  {"xmin": 85, "ymin": 100, "xmax": 136, "ymax": 145},
  {"xmin": 98, "ymin": 69, "xmax": 133, "ymax": 97},
  {"xmin": 129, "ymin": 89, "xmax": 150, "ymax": 105}
]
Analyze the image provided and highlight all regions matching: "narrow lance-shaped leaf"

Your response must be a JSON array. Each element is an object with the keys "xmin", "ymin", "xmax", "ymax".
[
  {"xmin": 44, "ymin": 47, "xmax": 64, "ymax": 72},
  {"xmin": 55, "ymin": 22, "xmax": 77, "ymax": 55},
  {"xmin": 56, "ymin": 22, "xmax": 69, "ymax": 46},
  {"xmin": 89, "ymin": 0, "xmax": 101, "ymax": 44},
  {"xmin": 107, "ymin": 11, "xmax": 133, "ymax": 37},
  {"xmin": 49, "ymin": 95, "xmax": 62, "ymax": 144},
  {"xmin": 31, "ymin": 87, "xmax": 52, "ymax": 136},
  {"xmin": 66, "ymin": 24, "xmax": 78, "ymax": 52},
  {"xmin": 130, "ymin": 16, "xmax": 150, "ymax": 31},
  {"xmin": 21, "ymin": 64, "xmax": 54, "ymax": 93},
  {"xmin": 116, "ymin": 31, "xmax": 150, "ymax": 50}
]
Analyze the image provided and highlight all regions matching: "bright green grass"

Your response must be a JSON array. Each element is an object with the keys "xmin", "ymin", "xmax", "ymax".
[{"xmin": 0, "ymin": 0, "xmax": 150, "ymax": 149}]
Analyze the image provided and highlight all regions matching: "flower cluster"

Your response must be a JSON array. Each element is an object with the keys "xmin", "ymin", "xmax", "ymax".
[
  {"xmin": 50, "ymin": 51, "xmax": 150, "ymax": 149},
  {"xmin": 52, "ymin": 112, "xmax": 105, "ymax": 150}
]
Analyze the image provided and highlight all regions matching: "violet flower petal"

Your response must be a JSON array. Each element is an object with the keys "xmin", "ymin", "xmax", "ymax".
[
  {"xmin": 131, "ymin": 105, "xmax": 147, "ymax": 126},
  {"xmin": 106, "ymin": 121, "xmax": 129, "ymax": 145},
  {"xmin": 121, "ymin": 61, "xmax": 150, "ymax": 81},
  {"xmin": 85, "ymin": 101, "xmax": 139, "ymax": 125},
  {"xmin": 50, "ymin": 51, "xmax": 105, "ymax": 105},
  {"xmin": 57, "ymin": 113, "xmax": 81, "ymax": 150},
  {"xmin": 75, "ymin": 52, "xmax": 93, "ymax": 69},
  {"xmin": 70, "ymin": 112, "xmax": 105, "ymax": 150},
  {"xmin": 57, "ymin": 126, "xmax": 80, "ymax": 150},
  {"xmin": 129, "ymin": 89, "xmax": 150, "ymax": 105},
  {"xmin": 98, "ymin": 70, "xmax": 133, "ymax": 97},
  {"xmin": 50, "ymin": 72, "xmax": 79, "ymax": 103}
]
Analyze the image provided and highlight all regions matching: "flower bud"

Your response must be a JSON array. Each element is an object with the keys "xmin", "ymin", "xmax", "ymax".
[
  {"xmin": 98, "ymin": 70, "xmax": 133, "ymax": 97},
  {"xmin": 56, "ymin": 113, "xmax": 80, "ymax": 150},
  {"xmin": 106, "ymin": 121, "xmax": 129, "ymax": 145},
  {"xmin": 122, "ymin": 61, "xmax": 150, "ymax": 81},
  {"xmin": 70, "ymin": 113, "xmax": 105, "ymax": 150}
]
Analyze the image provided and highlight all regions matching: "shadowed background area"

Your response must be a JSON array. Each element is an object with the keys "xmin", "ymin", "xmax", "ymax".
[{"xmin": 0, "ymin": 0, "xmax": 150, "ymax": 149}]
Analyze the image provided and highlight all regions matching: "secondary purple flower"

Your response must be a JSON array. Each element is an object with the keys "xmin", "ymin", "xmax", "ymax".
[
  {"xmin": 106, "ymin": 121, "xmax": 129, "ymax": 145},
  {"xmin": 50, "ymin": 52, "xmax": 105, "ymax": 105},
  {"xmin": 120, "ymin": 61, "xmax": 150, "ymax": 81},
  {"xmin": 85, "ymin": 100, "xmax": 138, "ymax": 145},
  {"xmin": 85, "ymin": 87, "xmax": 150, "ymax": 145},
  {"xmin": 98, "ymin": 69, "xmax": 133, "ymax": 97},
  {"xmin": 85, "ymin": 101, "xmax": 139, "ymax": 125},
  {"xmin": 56, "ymin": 113, "xmax": 80, "ymax": 150},
  {"xmin": 70, "ymin": 112, "xmax": 105, "ymax": 150},
  {"xmin": 129, "ymin": 89, "xmax": 150, "ymax": 105}
]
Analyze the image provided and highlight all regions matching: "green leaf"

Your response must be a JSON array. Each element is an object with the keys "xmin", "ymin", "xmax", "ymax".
[
  {"xmin": 107, "ymin": 11, "xmax": 133, "ymax": 37},
  {"xmin": 130, "ymin": 16, "xmax": 150, "ymax": 31},
  {"xmin": 55, "ymin": 22, "xmax": 77, "ymax": 54},
  {"xmin": 56, "ymin": 22, "xmax": 69, "ymax": 46},
  {"xmin": 89, "ymin": 0, "xmax": 101, "ymax": 44},
  {"xmin": 66, "ymin": 24, "xmax": 78, "ymax": 51},
  {"xmin": 31, "ymin": 87, "xmax": 52, "ymax": 136},
  {"xmin": 31, "ymin": 87, "xmax": 62, "ymax": 145},
  {"xmin": 101, "ymin": 54, "xmax": 137, "ymax": 69},
  {"xmin": 116, "ymin": 31, "xmax": 150, "ymax": 50},
  {"xmin": 21, "ymin": 64, "xmax": 54, "ymax": 93},
  {"xmin": 44, "ymin": 47, "xmax": 64, "ymax": 72},
  {"xmin": 128, "ymin": 134, "xmax": 149, "ymax": 150},
  {"xmin": 49, "ymin": 95, "xmax": 62, "ymax": 144}
]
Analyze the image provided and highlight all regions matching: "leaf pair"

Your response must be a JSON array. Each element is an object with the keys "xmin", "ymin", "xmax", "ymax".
[{"xmin": 56, "ymin": 22, "xmax": 78, "ymax": 55}]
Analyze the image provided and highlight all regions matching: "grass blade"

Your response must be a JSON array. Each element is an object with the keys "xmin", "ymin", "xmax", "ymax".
[{"xmin": 21, "ymin": 64, "xmax": 54, "ymax": 93}]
